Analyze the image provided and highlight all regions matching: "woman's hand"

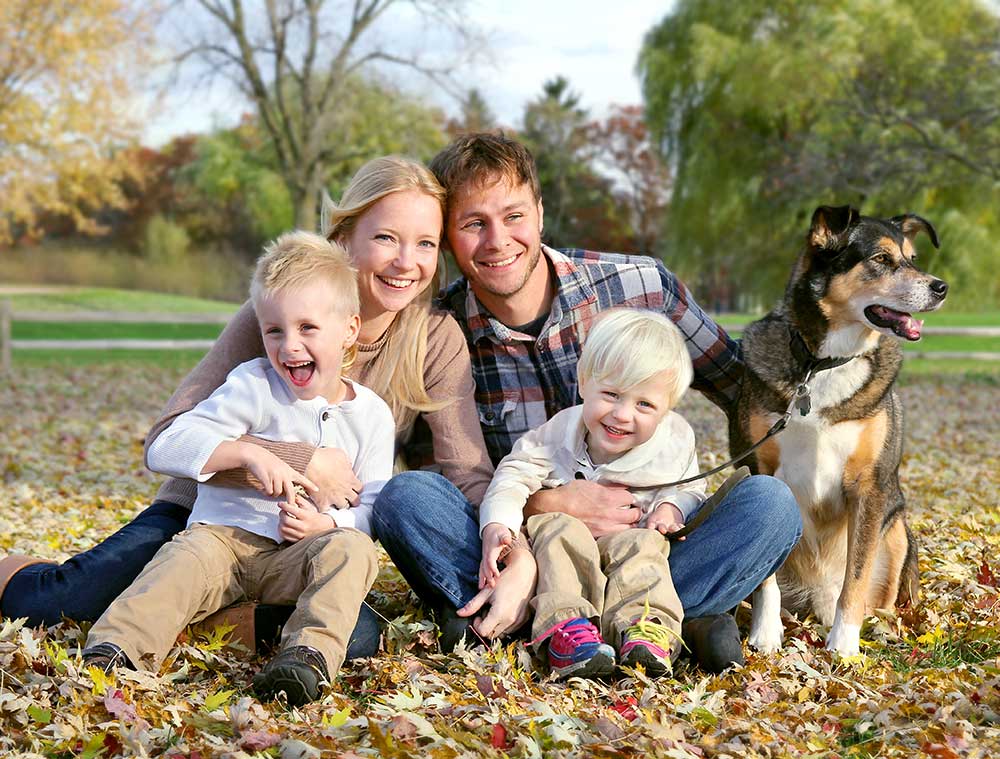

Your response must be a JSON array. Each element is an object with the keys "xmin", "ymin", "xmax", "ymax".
[
  {"xmin": 304, "ymin": 447, "xmax": 362, "ymax": 510},
  {"xmin": 479, "ymin": 522, "xmax": 515, "ymax": 589},
  {"xmin": 278, "ymin": 496, "xmax": 337, "ymax": 542},
  {"xmin": 457, "ymin": 545, "xmax": 538, "ymax": 639}
]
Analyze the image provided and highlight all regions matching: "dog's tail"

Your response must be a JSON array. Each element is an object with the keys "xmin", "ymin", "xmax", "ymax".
[{"xmin": 896, "ymin": 525, "xmax": 920, "ymax": 607}]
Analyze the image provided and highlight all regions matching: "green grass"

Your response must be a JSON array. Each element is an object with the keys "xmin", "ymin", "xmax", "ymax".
[
  {"xmin": 1, "ymin": 287, "xmax": 239, "ymax": 313},
  {"xmin": 900, "ymin": 359, "xmax": 1000, "ymax": 379},
  {"xmin": 877, "ymin": 628, "xmax": 1000, "ymax": 674},
  {"xmin": 900, "ymin": 334, "xmax": 999, "ymax": 353},
  {"xmin": 13, "ymin": 321, "xmax": 225, "ymax": 341},
  {"xmin": 12, "ymin": 349, "xmax": 207, "ymax": 369}
]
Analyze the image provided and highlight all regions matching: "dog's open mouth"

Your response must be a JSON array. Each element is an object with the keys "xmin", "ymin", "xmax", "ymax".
[{"xmin": 864, "ymin": 305, "xmax": 923, "ymax": 341}]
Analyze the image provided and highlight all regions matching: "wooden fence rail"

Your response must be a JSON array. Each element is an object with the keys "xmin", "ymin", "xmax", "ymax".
[
  {"xmin": 0, "ymin": 302, "xmax": 233, "ymax": 373},
  {"xmin": 1, "ymin": 302, "xmax": 998, "ymax": 373}
]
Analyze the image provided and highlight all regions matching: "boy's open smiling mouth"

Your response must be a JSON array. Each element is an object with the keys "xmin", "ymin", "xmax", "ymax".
[{"xmin": 284, "ymin": 360, "xmax": 315, "ymax": 386}]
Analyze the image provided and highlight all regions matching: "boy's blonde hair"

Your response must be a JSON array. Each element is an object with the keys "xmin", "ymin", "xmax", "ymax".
[
  {"xmin": 321, "ymin": 156, "xmax": 448, "ymax": 435},
  {"xmin": 250, "ymin": 230, "xmax": 359, "ymax": 317},
  {"xmin": 577, "ymin": 309, "xmax": 693, "ymax": 408}
]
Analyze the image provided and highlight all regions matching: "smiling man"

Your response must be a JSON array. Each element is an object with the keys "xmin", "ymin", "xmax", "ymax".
[{"xmin": 373, "ymin": 132, "xmax": 803, "ymax": 673}]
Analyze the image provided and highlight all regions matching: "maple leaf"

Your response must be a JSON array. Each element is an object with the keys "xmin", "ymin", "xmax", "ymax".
[
  {"xmin": 976, "ymin": 557, "xmax": 998, "ymax": 588},
  {"xmin": 476, "ymin": 672, "xmax": 509, "ymax": 699},
  {"xmin": 201, "ymin": 688, "xmax": 235, "ymax": 712},
  {"xmin": 921, "ymin": 743, "xmax": 960, "ymax": 759},
  {"xmin": 389, "ymin": 715, "xmax": 418, "ymax": 743},
  {"xmin": 593, "ymin": 717, "xmax": 626, "ymax": 740},
  {"xmin": 240, "ymin": 729, "xmax": 281, "ymax": 751},
  {"xmin": 491, "ymin": 722, "xmax": 509, "ymax": 748},
  {"xmin": 611, "ymin": 696, "xmax": 639, "ymax": 722},
  {"xmin": 26, "ymin": 704, "xmax": 51, "ymax": 724},
  {"xmin": 104, "ymin": 689, "xmax": 137, "ymax": 721}
]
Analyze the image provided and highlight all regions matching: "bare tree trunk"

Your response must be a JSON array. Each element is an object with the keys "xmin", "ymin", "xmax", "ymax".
[{"xmin": 177, "ymin": 0, "xmax": 478, "ymax": 235}]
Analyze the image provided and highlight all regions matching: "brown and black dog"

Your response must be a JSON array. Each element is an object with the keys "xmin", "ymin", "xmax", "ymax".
[{"xmin": 731, "ymin": 206, "xmax": 948, "ymax": 656}]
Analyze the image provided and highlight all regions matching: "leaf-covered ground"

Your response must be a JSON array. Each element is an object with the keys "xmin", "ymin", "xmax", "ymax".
[{"xmin": 2, "ymin": 365, "xmax": 998, "ymax": 758}]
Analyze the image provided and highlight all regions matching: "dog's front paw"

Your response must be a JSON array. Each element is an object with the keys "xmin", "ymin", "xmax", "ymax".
[
  {"xmin": 748, "ymin": 577, "xmax": 784, "ymax": 653},
  {"xmin": 825, "ymin": 613, "xmax": 861, "ymax": 657},
  {"xmin": 748, "ymin": 612, "xmax": 784, "ymax": 653}
]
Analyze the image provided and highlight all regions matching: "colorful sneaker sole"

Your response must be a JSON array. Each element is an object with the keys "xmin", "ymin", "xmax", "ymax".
[
  {"xmin": 620, "ymin": 641, "xmax": 672, "ymax": 677},
  {"xmin": 551, "ymin": 642, "xmax": 616, "ymax": 680}
]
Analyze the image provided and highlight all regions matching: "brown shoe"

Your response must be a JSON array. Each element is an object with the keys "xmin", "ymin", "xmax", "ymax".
[
  {"xmin": 252, "ymin": 645, "xmax": 329, "ymax": 707},
  {"xmin": 0, "ymin": 555, "xmax": 56, "ymax": 601}
]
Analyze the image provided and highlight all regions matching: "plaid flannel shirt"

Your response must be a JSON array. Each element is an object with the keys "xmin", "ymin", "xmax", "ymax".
[{"xmin": 437, "ymin": 246, "xmax": 744, "ymax": 466}]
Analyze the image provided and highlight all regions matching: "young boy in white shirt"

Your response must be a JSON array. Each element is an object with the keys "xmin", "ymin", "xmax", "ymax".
[
  {"xmin": 82, "ymin": 231, "xmax": 395, "ymax": 706},
  {"xmin": 478, "ymin": 308, "xmax": 704, "ymax": 679}
]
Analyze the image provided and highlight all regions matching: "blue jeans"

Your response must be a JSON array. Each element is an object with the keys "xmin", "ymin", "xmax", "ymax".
[
  {"xmin": 373, "ymin": 471, "xmax": 802, "ymax": 619},
  {"xmin": 1, "ymin": 501, "xmax": 380, "ymax": 659}
]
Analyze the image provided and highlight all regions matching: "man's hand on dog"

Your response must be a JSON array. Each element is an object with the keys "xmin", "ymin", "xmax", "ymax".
[{"xmin": 647, "ymin": 502, "xmax": 685, "ymax": 540}]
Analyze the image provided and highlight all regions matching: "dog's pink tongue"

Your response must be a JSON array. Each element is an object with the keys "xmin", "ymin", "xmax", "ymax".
[
  {"xmin": 873, "ymin": 305, "xmax": 923, "ymax": 341},
  {"xmin": 899, "ymin": 314, "xmax": 923, "ymax": 340}
]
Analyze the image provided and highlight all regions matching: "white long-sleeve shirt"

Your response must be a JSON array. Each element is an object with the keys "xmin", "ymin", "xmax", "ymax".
[
  {"xmin": 479, "ymin": 405, "xmax": 707, "ymax": 535},
  {"xmin": 147, "ymin": 358, "xmax": 394, "ymax": 542}
]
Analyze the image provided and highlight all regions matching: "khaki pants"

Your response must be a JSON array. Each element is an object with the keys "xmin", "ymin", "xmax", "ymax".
[
  {"xmin": 527, "ymin": 513, "xmax": 683, "ymax": 649},
  {"xmin": 86, "ymin": 523, "xmax": 378, "ymax": 677}
]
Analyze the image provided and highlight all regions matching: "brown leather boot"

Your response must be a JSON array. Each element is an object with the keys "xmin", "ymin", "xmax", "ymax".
[{"xmin": 191, "ymin": 603, "xmax": 294, "ymax": 654}]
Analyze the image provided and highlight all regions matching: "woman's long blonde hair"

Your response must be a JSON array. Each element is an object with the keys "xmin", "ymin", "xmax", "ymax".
[{"xmin": 321, "ymin": 156, "xmax": 448, "ymax": 435}]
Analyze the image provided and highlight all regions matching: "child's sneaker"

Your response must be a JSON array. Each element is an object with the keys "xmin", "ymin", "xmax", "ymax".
[
  {"xmin": 620, "ymin": 617, "xmax": 681, "ymax": 677},
  {"xmin": 540, "ymin": 617, "xmax": 615, "ymax": 679}
]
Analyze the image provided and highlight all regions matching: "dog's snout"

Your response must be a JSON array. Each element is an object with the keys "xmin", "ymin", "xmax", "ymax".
[{"xmin": 929, "ymin": 278, "xmax": 948, "ymax": 299}]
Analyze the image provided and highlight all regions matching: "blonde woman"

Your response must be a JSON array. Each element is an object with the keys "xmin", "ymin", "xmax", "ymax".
[{"xmin": 1, "ymin": 156, "xmax": 534, "ymax": 655}]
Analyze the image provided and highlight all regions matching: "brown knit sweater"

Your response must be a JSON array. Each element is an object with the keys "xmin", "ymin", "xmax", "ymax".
[{"xmin": 146, "ymin": 301, "xmax": 493, "ymax": 510}]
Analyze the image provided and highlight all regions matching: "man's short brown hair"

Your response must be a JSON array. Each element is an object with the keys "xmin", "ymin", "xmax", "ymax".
[{"xmin": 429, "ymin": 131, "xmax": 541, "ymax": 201}]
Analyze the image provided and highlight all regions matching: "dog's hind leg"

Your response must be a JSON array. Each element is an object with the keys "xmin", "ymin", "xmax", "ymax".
[
  {"xmin": 827, "ymin": 491, "xmax": 884, "ymax": 656},
  {"xmin": 828, "ymin": 412, "xmax": 892, "ymax": 657},
  {"xmin": 868, "ymin": 515, "xmax": 910, "ymax": 612},
  {"xmin": 895, "ymin": 521, "xmax": 919, "ymax": 608},
  {"xmin": 748, "ymin": 574, "xmax": 784, "ymax": 653}
]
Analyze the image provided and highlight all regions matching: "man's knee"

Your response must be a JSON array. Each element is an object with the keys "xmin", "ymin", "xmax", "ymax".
[
  {"xmin": 373, "ymin": 470, "xmax": 446, "ymax": 524},
  {"xmin": 733, "ymin": 475, "xmax": 802, "ymax": 545}
]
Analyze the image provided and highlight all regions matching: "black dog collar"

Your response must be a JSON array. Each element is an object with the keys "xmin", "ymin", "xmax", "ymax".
[{"xmin": 789, "ymin": 331, "xmax": 856, "ymax": 374}]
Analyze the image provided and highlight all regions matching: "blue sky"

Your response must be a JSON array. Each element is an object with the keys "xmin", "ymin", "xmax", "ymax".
[{"xmin": 142, "ymin": 1, "xmax": 673, "ymax": 146}]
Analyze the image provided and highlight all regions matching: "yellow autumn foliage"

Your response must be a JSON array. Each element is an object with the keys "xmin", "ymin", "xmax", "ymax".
[{"xmin": 0, "ymin": 0, "xmax": 154, "ymax": 243}]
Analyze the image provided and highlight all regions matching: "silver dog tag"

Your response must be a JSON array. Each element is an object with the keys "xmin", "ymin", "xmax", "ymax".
[{"xmin": 795, "ymin": 383, "xmax": 812, "ymax": 416}]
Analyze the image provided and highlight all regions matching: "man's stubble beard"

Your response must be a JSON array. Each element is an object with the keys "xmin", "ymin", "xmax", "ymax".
[{"xmin": 466, "ymin": 244, "xmax": 543, "ymax": 298}]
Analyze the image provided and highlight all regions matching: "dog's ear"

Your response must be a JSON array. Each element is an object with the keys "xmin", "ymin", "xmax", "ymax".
[
  {"xmin": 890, "ymin": 214, "xmax": 939, "ymax": 249},
  {"xmin": 808, "ymin": 205, "xmax": 859, "ymax": 250}
]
